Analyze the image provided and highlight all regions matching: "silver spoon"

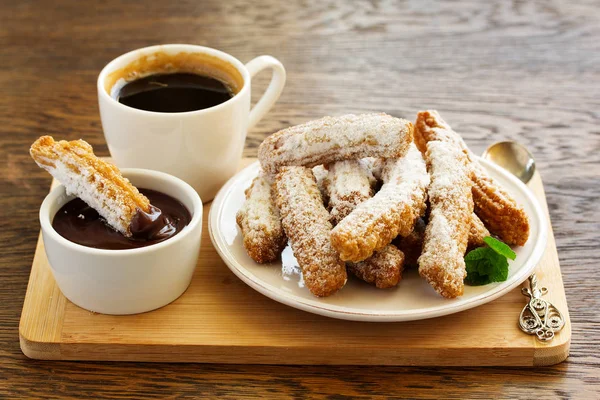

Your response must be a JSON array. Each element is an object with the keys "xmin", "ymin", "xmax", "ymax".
[
  {"xmin": 482, "ymin": 141, "xmax": 536, "ymax": 184},
  {"xmin": 481, "ymin": 141, "xmax": 563, "ymax": 342}
]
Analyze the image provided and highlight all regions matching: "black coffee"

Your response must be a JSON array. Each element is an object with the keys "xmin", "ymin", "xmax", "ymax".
[{"xmin": 117, "ymin": 73, "xmax": 234, "ymax": 113}]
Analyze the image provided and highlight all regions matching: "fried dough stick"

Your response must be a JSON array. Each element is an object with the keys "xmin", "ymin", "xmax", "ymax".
[
  {"xmin": 326, "ymin": 159, "xmax": 376, "ymax": 225},
  {"xmin": 30, "ymin": 136, "xmax": 150, "ymax": 237},
  {"xmin": 418, "ymin": 141, "xmax": 473, "ymax": 298},
  {"xmin": 331, "ymin": 143, "xmax": 429, "ymax": 262},
  {"xmin": 274, "ymin": 166, "xmax": 347, "ymax": 297},
  {"xmin": 347, "ymin": 246, "xmax": 405, "ymax": 289},
  {"xmin": 415, "ymin": 110, "xmax": 529, "ymax": 245},
  {"xmin": 398, "ymin": 213, "xmax": 490, "ymax": 267},
  {"xmin": 468, "ymin": 213, "xmax": 490, "ymax": 248},
  {"xmin": 236, "ymin": 173, "xmax": 287, "ymax": 263},
  {"xmin": 259, "ymin": 113, "xmax": 413, "ymax": 177},
  {"xmin": 325, "ymin": 160, "xmax": 403, "ymax": 288}
]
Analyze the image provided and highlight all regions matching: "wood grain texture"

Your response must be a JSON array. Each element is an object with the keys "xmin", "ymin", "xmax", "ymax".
[
  {"xmin": 18, "ymin": 163, "xmax": 570, "ymax": 367},
  {"xmin": 1, "ymin": 0, "xmax": 599, "ymax": 398}
]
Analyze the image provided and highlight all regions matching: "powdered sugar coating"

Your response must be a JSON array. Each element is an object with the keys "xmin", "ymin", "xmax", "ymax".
[
  {"xmin": 236, "ymin": 173, "xmax": 287, "ymax": 263},
  {"xmin": 415, "ymin": 110, "xmax": 529, "ymax": 245},
  {"xmin": 418, "ymin": 140, "xmax": 473, "ymax": 299},
  {"xmin": 361, "ymin": 157, "xmax": 385, "ymax": 181},
  {"xmin": 274, "ymin": 166, "xmax": 347, "ymax": 297},
  {"xmin": 312, "ymin": 164, "xmax": 330, "ymax": 206},
  {"xmin": 326, "ymin": 159, "xmax": 375, "ymax": 225},
  {"xmin": 258, "ymin": 113, "xmax": 413, "ymax": 177},
  {"xmin": 330, "ymin": 143, "xmax": 429, "ymax": 262},
  {"xmin": 30, "ymin": 136, "xmax": 150, "ymax": 237},
  {"xmin": 324, "ymin": 159, "xmax": 402, "ymax": 288}
]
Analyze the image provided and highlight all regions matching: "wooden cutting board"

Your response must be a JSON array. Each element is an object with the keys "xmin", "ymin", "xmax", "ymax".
[{"xmin": 19, "ymin": 158, "xmax": 570, "ymax": 366}]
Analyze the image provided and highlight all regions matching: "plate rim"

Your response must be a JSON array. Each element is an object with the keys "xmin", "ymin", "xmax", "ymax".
[{"xmin": 209, "ymin": 158, "xmax": 548, "ymax": 322}]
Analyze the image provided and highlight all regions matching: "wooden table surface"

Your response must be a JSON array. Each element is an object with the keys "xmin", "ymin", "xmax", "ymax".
[{"xmin": 2, "ymin": 0, "xmax": 599, "ymax": 398}]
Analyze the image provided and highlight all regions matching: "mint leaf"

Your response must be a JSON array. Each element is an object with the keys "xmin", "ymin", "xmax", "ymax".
[
  {"xmin": 483, "ymin": 236, "xmax": 516, "ymax": 260},
  {"xmin": 465, "ymin": 260, "xmax": 490, "ymax": 285},
  {"xmin": 485, "ymin": 250, "xmax": 509, "ymax": 282},
  {"xmin": 465, "ymin": 247, "xmax": 491, "ymax": 262},
  {"xmin": 464, "ymin": 243, "xmax": 510, "ymax": 286}
]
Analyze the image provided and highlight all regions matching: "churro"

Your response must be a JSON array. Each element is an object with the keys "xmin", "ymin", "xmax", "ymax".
[
  {"xmin": 347, "ymin": 245, "xmax": 404, "ymax": 289},
  {"xmin": 324, "ymin": 159, "xmax": 402, "ymax": 287},
  {"xmin": 30, "ymin": 136, "xmax": 150, "ymax": 237},
  {"xmin": 326, "ymin": 159, "xmax": 376, "ymax": 225},
  {"xmin": 471, "ymin": 162, "xmax": 529, "ymax": 246},
  {"xmin": 468, "ymin": 213, "xmax": 490, "ymax": 249},
  {"xmin": 331, "ymin": 143, "xmax": 429, "ymax": 262},
  {"xmin": 418, "ymin": 140, "xmax": 473, "ymax": 298},
  {"xmin": 395, "ymin": 218, "xmax": 426, "ymax": 267},
  {"xmin": 361, "ymin": 157, "xmax": 384, "ymax": 181},
  {"xmin": 258, "ymin": 113, "xmax": 413, "ymax": 176},
  {"xmin": 312, "ymin": 164, "xmax": 330, "ymax": 206},
  {"xmin": 274, "ymin": 166, "xmax": 347, "ymax": 297},
  {"xmin": 236, "ymin": 173, "xmax": 287, "ymax": 263},
  {"xmin": 415, "ymin": 110, "xmax": 529, "ymax": 245},
  {"xmin": 398, "ymin": 213, "xmax": 490, "ymax": 267},
  {"xmin": 236, "ymin": 111, "xmax": 530, "ymax": 299}
]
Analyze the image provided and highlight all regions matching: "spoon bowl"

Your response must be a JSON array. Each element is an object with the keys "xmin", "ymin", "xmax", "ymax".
[{"xmin": 482, "ymin": 141, "xmax": 536, "ymax": 184}]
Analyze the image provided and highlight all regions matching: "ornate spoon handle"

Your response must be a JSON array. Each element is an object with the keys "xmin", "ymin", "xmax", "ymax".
[{"xmin": 519, "ymin": 273, "xmax": 565, "ymax": 342}]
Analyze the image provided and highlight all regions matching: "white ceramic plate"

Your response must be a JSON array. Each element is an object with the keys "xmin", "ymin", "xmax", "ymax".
[{"xmin": 209, "ymin": 158, "xmax": 547, "ymax": 322}]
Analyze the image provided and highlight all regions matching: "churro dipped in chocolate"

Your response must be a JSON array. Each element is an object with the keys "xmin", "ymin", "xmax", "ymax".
[
  {"xmin": 414, "ymin": 110, "xmax": 529, "ymax": 246},
  {"xmin": 331, "ymin": 143, "xmax": 429, "ymax": 262},
  {"xmin": 236, "ymin": 173, "xmax": 287, "ymax": 263},
  {"xmin": 258, "ymin": 113, "xmax": 413, "ymax": 177},
  {"xmin": 274, "ymin": 166, "xmax": 347, "ymax": 297},
  {"xmin": 418, "ymin": 141, "xmax": 474, "ymax": 298},
  {"xmin": 30, "ymin": 136, "xmax": 161, "ymax": 238}
]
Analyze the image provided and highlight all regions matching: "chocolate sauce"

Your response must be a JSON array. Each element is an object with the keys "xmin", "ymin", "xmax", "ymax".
[
  {"xmin": 117, "ymin": 73, "xmax": 233, "ymax": 113},
  {"xmin": 52, "ymin": 189, "xmax": 191, "ymax": 250}
]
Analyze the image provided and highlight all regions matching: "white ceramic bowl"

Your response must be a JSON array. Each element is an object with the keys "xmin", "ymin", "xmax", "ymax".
[{"xmin": 39, "ymin": 168, "xmax": 203, "ymax": 315}]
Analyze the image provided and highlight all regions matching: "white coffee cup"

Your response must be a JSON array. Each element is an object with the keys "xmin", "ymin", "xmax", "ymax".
[{"xmin": 98, "ymin": 44, "xmax": 286, "ymax": 202}]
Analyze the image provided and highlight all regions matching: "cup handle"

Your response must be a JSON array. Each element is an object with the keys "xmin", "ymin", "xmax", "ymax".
[{"xmin": 245, "ymin": 55, "xmax": 286, "ymax": 131}]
